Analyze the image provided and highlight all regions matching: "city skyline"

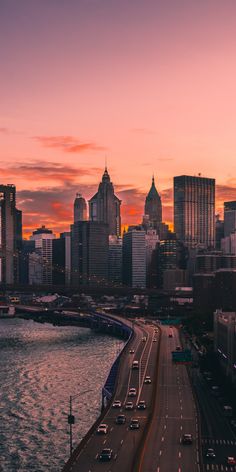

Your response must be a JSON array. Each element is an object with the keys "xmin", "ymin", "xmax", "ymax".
[{"xmin": 1, "ymin": 1, "xmax": 236, "ymax": 236}]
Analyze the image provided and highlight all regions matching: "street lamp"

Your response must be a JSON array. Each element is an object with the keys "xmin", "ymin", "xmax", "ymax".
[{"xmin": 67, "ymin": 388, "xmax": 92, "ymax": 457}]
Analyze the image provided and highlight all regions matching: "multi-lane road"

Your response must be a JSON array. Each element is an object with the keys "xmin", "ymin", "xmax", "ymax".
[
  {"xmin": 63, "ymin": 319, "xmax": 160, "ymax": 472},
  {"xmin": 139, "ymin": 325, "xmax": 200, "ymax": 472}
]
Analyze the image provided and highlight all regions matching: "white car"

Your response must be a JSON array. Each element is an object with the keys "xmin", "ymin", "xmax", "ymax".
[
  {"xmin": 125, "ymin": 401, "xmax": 134, "ymax": 410},
  {"xmin": 144, "ymin": 376, "xmax": 151, "ymax": 384},
  {"xmin": 97, "ymin": 424, "xmax": 108, "ymax": 434},
  {"xmin": 128, "ymin": 388, "xmax": 137, "ymax": 397},
  {"xmin": 112, "ymin": 400, "xmax": 122, "ymax": 408}
]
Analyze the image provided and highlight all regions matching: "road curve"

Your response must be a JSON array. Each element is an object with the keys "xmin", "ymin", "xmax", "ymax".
[{"xmin": 62, "ymin": 317, "xmax": 160, "ymax": 472}]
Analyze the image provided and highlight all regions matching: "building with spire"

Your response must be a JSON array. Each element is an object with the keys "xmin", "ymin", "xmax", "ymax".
[
  {"xmin": 74, "ymin": 193, "xmax": 87, "ymax": 222},
  {"xmin": 89, "ymin": 167, "xmax": 121, "ymax": 236},
  {"xmin": 144, "ymin": 176, "xmax": 162, "ymax": 231}
]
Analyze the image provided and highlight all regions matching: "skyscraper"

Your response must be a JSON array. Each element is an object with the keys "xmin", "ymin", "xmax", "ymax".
[
  {"xmin": 0, "ymin": 184, "xmax": 21, "ymax": 284},
  {"xmin": 224, "ymin": 201, "xmax": 236, "ymax": 237},
  {"xmin": 71, "ymin": 221, "xmax": 108, "ymax": 286},
  {"xmin": 89, "ymin": 167, "xmax": 121, "ymax": 236},
  {"xmin": 174, "ymin": 175, "xmax": 215, "ymax": 248},
  {"xmin": 122, "ymin": 228, "xmax": 146, "ymax": 288},
  {"xmin": 74, "ymin": 193, "xmax": 87, "ymax": 222},
  {"xmin": 30, "ymin": 226, "xmax": 56, "ymax": 285},
  {"xmin": 144, "ymin": 176, "xmax": 162, "ymax": 231}
]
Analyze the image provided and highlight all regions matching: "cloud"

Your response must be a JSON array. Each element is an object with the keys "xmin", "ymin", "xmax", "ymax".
[
  {"xmin": 33, "ymin": 135, "xmax": 107, "ymax": 153},
  {"xmin": 0, "ymin": 160, "xmax": 101, "ymax": 186}
]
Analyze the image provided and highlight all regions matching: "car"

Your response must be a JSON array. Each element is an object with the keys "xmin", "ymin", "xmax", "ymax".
[
  {"xmin": 97, "ymin": 424, "xmax": 108, "ymax": 434},
  {"xmin": 128, "ymin": 388, "xmax": 137, "ymax": 397},
  {"xmin": 129, "ymin": 418, "xmax": 140, "ymax": 429},
  {"xmin": 125, "ymin": 401, "xmax": 134, "ymax": 410},
  {"xmin": 144, "ymin": 376, "xmax": 151, "ymax": 384},
  {"xmin": 206, "ymin": 448, "xmax": 216, "ymax": 459},
  {"xmin": 176, "ymin": 346, "xmax": 181, "ymax": 351},
  {"xmin": 132, "ymin": 360, "xmax": 139, "ymax": 370},
  {"xmin": 112, "ymin": 400, "xmax": 122, "ymax": 408},
  {"xmin": 137, "ymin": 400, "xmax": 146, "ymax": 410},
  {"xmin": 182, "ymin": 433, "xmax": 193, "ymax": 445},
  {"xmin": 154, "ymin": 329, "xmax": 158, "ymax": 333},
  {"xmin": 98, "ymin": 448, "xmax": 113, "ymax": 461},
  {"xmin": 227, "ymin": 457, "xmax": 236, "ymax": 465},
  {"xmin": 153, "ymin": 338, "xmax": 157, "ymax": 342},
  {"xmin": 129, "ymin": 349, "xmax": 135, "ymax": 354},
  {"xmin": 115, "ymin": 414, "xmax": 126, "ymax": 424},
  {"xmin": 142, "ymin": 336, "xmax": 147, "ymax": 342},
  {"xmin": 168, "ymin": 333, "xmax": 173, "ymax": 338}
]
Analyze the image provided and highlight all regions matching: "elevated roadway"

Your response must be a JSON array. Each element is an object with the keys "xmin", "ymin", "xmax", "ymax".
[
  {"xmin": 62, "ymin": 318, "xmax": 160, "ymax": 472},
  {"xmin": 139, "ymin": 326, "xmax": 200, "ymax": 472}
]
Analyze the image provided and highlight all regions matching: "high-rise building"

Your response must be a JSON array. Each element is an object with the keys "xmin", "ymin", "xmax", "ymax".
[
  {"xmin": 30, "ymin": 226, "xmax": 55, "ymax": 285},
  {"xmin": 89, "ymin": 167, "xmax": 121, "ymax": 236},
  {"xmin": 60, "ymin": 232, "xmax": 71, "ymax": 286},
  {"xmin": 158, "ymin": 233, "xmax": 177, "ymax": 287},
  {"xmin": 145, "ymin": 229, "xmax": 159, "ymax": 288},
  {"xmin": 71, "ymin": 221, "xmax": 108, "ymax": 286},
  {"xmin": 144, "ymin": 176, "xmax": 162, "ymax": 231},
  {"xmin": 74, "ymin": 193, "xmax": 87, "ymax": 222},
  {"xmin": 174, "ymin": 175, "xmax": 215, "ymax": 248},
  {"xmin": 224, "ymin": 201, "xmax": 236, "ymax": 237},
  {"xmin": 215, "ymin": 214, "xmax": 224, "ymax": 250},
  {"xmin": 122, "ymin": 228, "xmax": 146, "ymax": 288},
  {"xmin": 0, "ymin": 184, "xmax": 21, "ymax": 284},
  {"xmin": 108, "ymin": 235, "xmax": 122, "ymax": 285}
]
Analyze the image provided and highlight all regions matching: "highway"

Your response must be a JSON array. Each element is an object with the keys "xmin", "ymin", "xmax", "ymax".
[
  {"xmin": 191, "ymin": 359, "xmax": 236, "ymax": 471},
  {"xmin": 139, "ymin": 326, "xmax": 200, "ymax": 472},
  {"xmin": 63, "ymin": 319, "xmax": 160, "ymax": 472}
]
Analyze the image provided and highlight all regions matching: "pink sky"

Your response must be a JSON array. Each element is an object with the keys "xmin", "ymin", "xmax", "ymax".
[{"xmin": 1, "ymin": 0, "xmax": 236, "ymax": 236}]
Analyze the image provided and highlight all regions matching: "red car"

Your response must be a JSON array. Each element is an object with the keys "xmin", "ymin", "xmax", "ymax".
[{"xmin": 227, "ymin": 457, "xmax": 236, "ymax": 465}]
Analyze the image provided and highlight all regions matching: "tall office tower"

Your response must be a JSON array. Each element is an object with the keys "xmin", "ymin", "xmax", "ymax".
[
  {"xmin": 108, "ymin": 235, "xmax": 122, "ymax": 285},
  {"xmin": 30, "ymin": 226, "xmax": 55, "ymax": 285},
  {"xmin": 122, "ymin": 228, "xmax": 146, "ymax": 288},
  {"xmin": 144, "ymin": 176, "xmax": 162, "ymax": 231},
  {"xmin": 89, "ymin": 167, "xmax": 121, "ymax": 236},
  {"xmin": 74, "ymin": 193, "xmax": 87, "ymax": 222},
  {"xmin": 145, "ymin": 229, "xmax": 159, "ymax": 288},
  {"xmin": 174, "ymin": 175, "xmax": 215, "ymax": 248},
  {"xmin": 158, "ymin": 233, "xmax": 177, "ymax": 287},
  {"xmin": 215, "ymin": 214, "xmax": 224, "ymax": 250},
  {"xmin": 60, "ymin": 232, "xmax": 71, "ymax": 286},
  {"xmin": 0, "ymin": 184, "xmax": 21, "ymax": 284},
  {"xmin": 224, "ymin": 201, "xmax": 236, "ymax": 237},
  {"xmin": 71, "ymin": 221, "xmax": 108, "ymax": 286}
]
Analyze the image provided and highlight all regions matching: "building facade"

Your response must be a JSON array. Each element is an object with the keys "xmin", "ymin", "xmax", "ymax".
[
  {"xmin": 89, "ymin": 168, "xmax": 121, "ymax": 236},
  {"xmin": 74, "ymin": 193, "xmax": 87, "ymax": 222},
  {"xmin": 30, "ymin": 226, "xmax": 55, "ymax": 285},
  {"xmin": 174, "ymin": 175, "xmax": 215, "ymax": 248},
  {"xmin": 108, "ymin": 235, "xmax": 122, "ymax": 285},
  {"xmin": 122, "ymin": 228, "xmax": 146, "ymax": 288},
  {"xmin": 0, "ymin": 184, "xmax": 22, "ymax": 284},
  {"xmin": 224, "ymin": 201, "xmax": 236, "ymax": 237},
  {"xmin": 71, "ymin": 221, "xmax": 108, "ymax": 286},
  {"xmin": 144, "ymin": 176, "xmax": 162, "ymax": 231}
]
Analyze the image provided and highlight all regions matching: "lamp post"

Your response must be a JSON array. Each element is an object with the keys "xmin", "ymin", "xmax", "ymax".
[{"xmin": 67, "ymin": 388, "xmax": 92, "ymax": 457}]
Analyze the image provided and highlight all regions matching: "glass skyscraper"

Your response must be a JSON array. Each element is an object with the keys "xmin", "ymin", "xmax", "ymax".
[{"xmin": 174, "ymin": 175, "xmax": 215, "ymax": 248}]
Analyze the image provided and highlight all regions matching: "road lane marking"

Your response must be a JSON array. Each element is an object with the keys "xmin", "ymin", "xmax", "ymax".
[
  {"xmin": 159, "ymin": 450, "xmax": 162, "ymax": 456},
  {"xmin": 178, "ymin": 452, "xmax": 181, "ymax": 458},
  {"xmin": 161, "ymin": 436, "xmax": 164, "ymax": 442},
  {"xmin": 103, "ymin": 439, "xmax": 107, "ymax": 444},
  {"xmin": 120, "ymin": 439, "xmax": 123, "ymax": 445}
]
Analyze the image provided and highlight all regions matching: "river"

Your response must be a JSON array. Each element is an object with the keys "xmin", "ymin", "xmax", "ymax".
[{"xmin": 0, "ymin": 317, "xmax": 124, "ymax": 472}]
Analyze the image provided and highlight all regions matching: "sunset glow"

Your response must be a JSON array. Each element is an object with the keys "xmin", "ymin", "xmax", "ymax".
[{"xmin": 1, "ymin": 0, "xmax": 236, "ymax": 236}]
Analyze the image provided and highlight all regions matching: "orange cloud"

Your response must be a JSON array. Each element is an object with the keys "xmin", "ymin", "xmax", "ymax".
[{"xmin": 33, "ymin": 135, "xmax": 107, "ymax": 153}]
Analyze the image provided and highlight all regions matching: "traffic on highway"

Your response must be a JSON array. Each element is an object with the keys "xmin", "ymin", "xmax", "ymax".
[{"xmin": 62, "ymin": 317, "xmax": 236, "ymax": 472}]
